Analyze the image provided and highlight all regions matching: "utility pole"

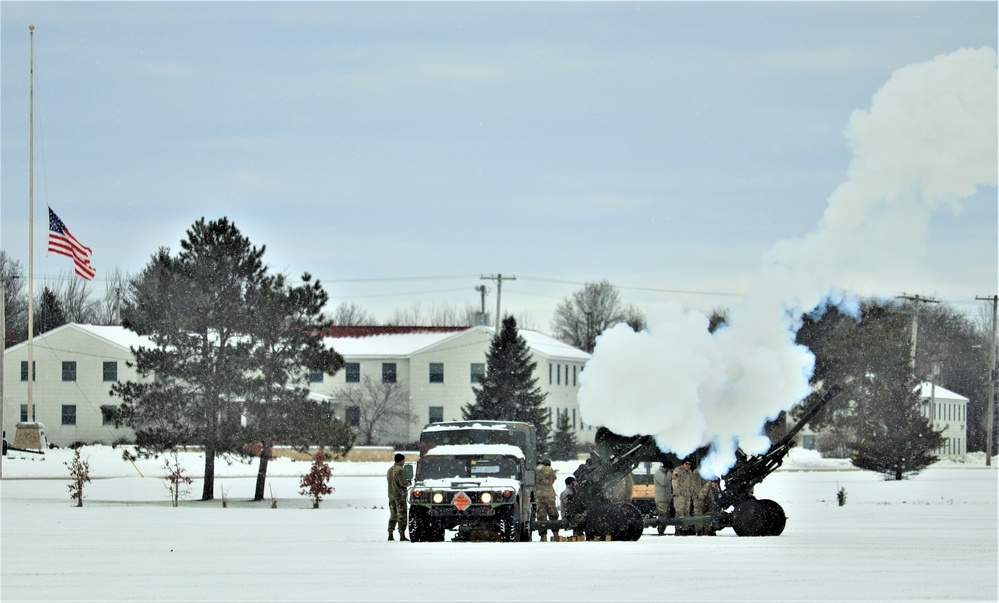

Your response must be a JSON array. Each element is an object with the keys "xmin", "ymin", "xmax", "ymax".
[
  {"xmin": 481, "ymin": 274, "xmax": 515, "ymax": 332},
  {"xmin": 976, "ymin": 295, "xmax": 997, "ymax": 467},
  {"xmin": 898, "ymin": 294, "xmax": 939, "ymax": 369}
]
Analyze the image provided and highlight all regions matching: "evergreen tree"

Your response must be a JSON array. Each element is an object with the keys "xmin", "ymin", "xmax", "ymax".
[
  {"xmin": 35, "ymin": 287, "xmax": 66, "ymax": 334},
  {"xmin": 549, "ymin": 410, "xmax": 578, "ymax": 461},
  {"xmin": 242, "ymin": 272, "xmax": 352, "ymax": 501},
  {"xmin": 463, "ymin": 316, "xmax": 550, "ymax": 454},
  {"xmin": 837, "ymin": 303, "xmax": 944, "ymax": 479},
  {"xmin": 112, "ymin": 218, "xmax": 268, "ymax": 500}
]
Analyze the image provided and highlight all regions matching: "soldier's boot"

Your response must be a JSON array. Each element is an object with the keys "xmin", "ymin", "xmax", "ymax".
[
  {"xmin": 388, "ymin": 521, "xmax": 396, "ymax": 541},
  {"xmin": 539, "ymin": 532, "xmax": 547, "ymax": 542},
  {"xmin": 657, "ymin": 526, "xmax": 665, "ymax": 535},
  {"xmin": 388, "ymin": 531, "xmax": 394, "ymax": 541},
  {"xmin": 399, "ymin": 530, "xmax": 409, "ymax": 542}
]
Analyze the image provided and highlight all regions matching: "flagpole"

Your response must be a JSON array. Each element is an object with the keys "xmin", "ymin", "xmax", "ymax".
[{"xmin": 27, "ymin": 24, "xmax": 35, "ymax": 424}]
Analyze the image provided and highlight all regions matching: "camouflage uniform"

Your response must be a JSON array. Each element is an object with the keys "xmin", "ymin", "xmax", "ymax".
[
  {"xmin": 671, "ymin": 462, "xmax": 699, "ymax": 535},
  {"xmin": 694, "ymin": 479, "xmax": 721, "ymax": 535},
  {"xmin": 653, "ymin": 464, "xmax": 673, "ymax": 535},
  {"xmin": 387, "ymin": 459, "xmax": 410, "ymax": 541},
  {"xmin": 535, "ymin": 461, "xmax": 558, "ymax": 541}
]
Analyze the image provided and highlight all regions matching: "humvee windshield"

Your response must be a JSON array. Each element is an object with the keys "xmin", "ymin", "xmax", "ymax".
[
  {"xmin": 421, "ymin": 428, "xmax": 528, "ymax": 450},
  {"xmin": 418, "ymin": 455, "xmax": 521, "ymax": 480}
]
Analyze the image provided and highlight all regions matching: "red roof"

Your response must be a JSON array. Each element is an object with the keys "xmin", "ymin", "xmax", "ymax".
[{"xmin": 317, "ymin": 326, "xmax": 469, "ymax": 338}]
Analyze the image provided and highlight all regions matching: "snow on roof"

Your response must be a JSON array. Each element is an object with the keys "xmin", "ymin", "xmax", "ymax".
[
  {"xmin": 422, "ymin": 421, "xmax": 522, "ymax": 432},
  {"xmin": 325, "ymin": 325, "xmax": 590, "ymax": 360},
  {"xmin": 324, "ymin": 330, "xmax": 464, "ymax": 357},
  {"xmin": 424, "ymin": 443, "xmax": 525, "ymax": 459},
  {"xmin": 72, "ymin": 324, "xmax": 156, "ymax": 351},
  {"xmin": 4, "ymin": 323, "xmax": 155, "ymax": 353},
  {"xmin": 518, "ymin": 329, "xmax": 591, "ymax": 361},
  {"xmin": 918, "ymin": 382, "xmax": 969, "ymax": 402}
]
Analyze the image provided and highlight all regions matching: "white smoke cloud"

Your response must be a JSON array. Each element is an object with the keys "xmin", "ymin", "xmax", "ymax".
[{"xmin": 578, "ymin": 47, "xmax": 998, "ymax": 478}]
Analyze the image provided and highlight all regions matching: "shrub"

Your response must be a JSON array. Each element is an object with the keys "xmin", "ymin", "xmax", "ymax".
[
  {"xmin": 299, "ymin": 450, "xmax": 334, "ymax": 509},
  {"xmin": 65, "ymin": 447, "xmax": 92, "ymax": 507}
]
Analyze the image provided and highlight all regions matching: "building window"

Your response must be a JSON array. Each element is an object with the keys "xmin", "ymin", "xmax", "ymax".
[
  {"xmin": 548, "ymin": 363, "xmax": 552, "ymax": 385},
  {"xmin": 572, "ymin": 408, "xmax": 576, "ymax": 429},
  {"xmin": 802, "ymin": 435, "xmax": 816, "ymax": 450},
  {"xmin": 20, "ymin": 361, "xmax": 35, "ymax": 382},
  {"xmin": 470, "ymin": 363, "xmax": 485, "ymax": 384},
  {"xmin": 345, "ymin": 363, "xmax": 360, "ymax": 383},
  {"xmin": 62, "ymin": 361, "xmax": 77, "ymax": 382},
  {"xmin": 308, "ymin": 370, "xmax": 324, "ymax": 383},
  {"xmin": 382, "ymin": 363, "xmax": 397, "ymax": 384},
  {"xmin": 547, "ymin": 407, "xmax": 552, "ymax": 425},
  {"xmin": 20, "ymin": 404, "xmax": 28, "ymax": 422},
  {"xmin": 102, "ymin": 406, "xmax": 116, "ymax": 426},
  {"xmin": 345, "ymin": 405, "xmax": 361, "ymax": 428},
  {"xmin": 103, "ymin": 361, "xmax": 118, "ymax": 382},
  {"xmin": 429, "ymin": 363, "xmax": 444, "ymax": 384},
  {"xmin": 429, "ymin": 406, "xmax": 444, "ymax": 424},
  {"xmin": 573, "ymin": 365, "xmax": 577, "ymax": 386},
  {"xmin": 61, "ymin": 405, "xmax": 77, "ymax": 426},
  {"xmin": 557, "ymin": 364, "xmax": 561, "ymax": 385}
]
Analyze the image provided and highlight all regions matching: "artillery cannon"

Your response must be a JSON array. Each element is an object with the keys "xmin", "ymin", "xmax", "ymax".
[{"xmin": 533, "ymin": 384, "xmax": 843, "ymax": 540}]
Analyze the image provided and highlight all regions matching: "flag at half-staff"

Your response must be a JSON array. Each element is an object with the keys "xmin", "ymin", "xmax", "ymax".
[{"xmin": 48, "ymin": 207, "xmax": 96, "ymax": 280}]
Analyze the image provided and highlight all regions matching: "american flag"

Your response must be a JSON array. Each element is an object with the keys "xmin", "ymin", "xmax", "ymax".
[{"xmin": 48, "ymin": 207, "xmax": 96, "ymax": 280}]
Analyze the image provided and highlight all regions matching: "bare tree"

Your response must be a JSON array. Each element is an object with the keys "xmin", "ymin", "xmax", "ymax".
[
  {"xmin": 94, "ymin": 267, "xmax": 130, "ymax": 325},
  {"xmin": 1, "ymin": 251, "xmax": 28, "ymax": 346},
  {"xmin": 330, "ymin": 301, "xmax": 378, "ymax": 326},
  {"xmin": 46, "ymin": 273, "xmax": 98, "ymax": 324},
  {"xmin": 550, "ymin": 280, "xmax": 645, "ymax": 353},
  {"xmin": 386, "ymin": 301, "xmax": 475, "ymax": 327},
  {"xmin": 333, "ymin": 376, "xmax": 412, "ymax": 445}
]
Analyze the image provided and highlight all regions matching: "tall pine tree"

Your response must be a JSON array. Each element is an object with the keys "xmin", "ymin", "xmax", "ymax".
[
  {"xmin": 113, "ymin": 218, "xmax": 269, "ymax": 500},
  {"xmin": 242, "ymin": 271, "xmax": 353, "ymax": 501},
  {"xmin": 463, "ymin": 316, "xmax": 550, "ymax": 455},
  {"xmin": 549, "ymin": 410, "xmax": 578, "ymax": 461}
]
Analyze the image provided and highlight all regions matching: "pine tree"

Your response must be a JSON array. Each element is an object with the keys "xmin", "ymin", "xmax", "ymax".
[
  {"xmin": 549, "ymin": 410, "xmax": 578, "ymax": 461},
  {"xmin": 112, "ymin": 218, "xmax": 269, "ymax": 500},
  {"xmin": 35, "ymin": 287, "xmax": 66, "ymax": 335},
  {"xmin": 241, "ymin": 272, "xmax": 351, "ymax": 501},
  {"xmin": 840, "ymin": 304, "xmax": 945, "ymax": 480},
  {"xmin": 463, "ymin": 316, "xmax": 550, "ymax": 454}
]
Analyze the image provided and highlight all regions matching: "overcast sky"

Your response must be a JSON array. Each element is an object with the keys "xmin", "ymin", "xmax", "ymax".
[{"xmin": 2, "ymin": 1, "xmax": 996, "ymax": 330}]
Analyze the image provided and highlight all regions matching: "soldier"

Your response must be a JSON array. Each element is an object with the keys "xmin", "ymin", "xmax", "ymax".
[
  {"xmin": 386, "ymin": 453, "xmax": 410, "ymax": 541},
  {"xmin": 695, "ymin": 479, "xmax": 721, "ymax": 535},
  {"xmin": 672, "ymin": 458, "xmax": 699, "ymax": 536},
  {"xmin": 653, "ymin": 462, "xmax": 673, "ymax": 535},
  {"xmin": 535, "ymin": 458, "xmax": 558, "ymax": 541},
  {"xmin": 560, "ymin": 476, "xmax": 579, "ymax": 536}
]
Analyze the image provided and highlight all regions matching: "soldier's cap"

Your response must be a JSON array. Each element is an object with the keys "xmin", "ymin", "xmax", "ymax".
[
  {"xmin": 541, "ymin": 458, "xmax": 552, "ymax": 466},
  {"xmin": 565, "ymin": 476, "xmax": 575, "ymax": 485}
]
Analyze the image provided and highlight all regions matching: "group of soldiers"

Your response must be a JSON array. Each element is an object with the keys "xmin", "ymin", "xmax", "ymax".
[
  {"xmin": 387, "ymin": 452, "xmax": 722, "ymax": 542},
  {"xmin": 655, "ymin": 458, "xmax": 720, "ymax": 536}
]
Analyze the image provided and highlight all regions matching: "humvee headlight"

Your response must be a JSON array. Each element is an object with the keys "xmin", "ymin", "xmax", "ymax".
[
  {"xmin": 432, "ymin": 492, "xmax": 445, "ymax": 504},
  {"xmin": 480, "ymin": 492, "xmax": 493, "ymax": 504}
]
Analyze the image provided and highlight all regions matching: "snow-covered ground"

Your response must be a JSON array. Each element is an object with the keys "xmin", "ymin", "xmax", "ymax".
[{"xmin": 1, "ymin": 447, "xmax": 996, "ymax": 602}]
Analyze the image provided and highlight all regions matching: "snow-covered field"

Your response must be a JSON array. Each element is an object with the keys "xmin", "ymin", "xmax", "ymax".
[{"xmin": 1, "ymin": 447, "xmax": 996, "ymax": 602}]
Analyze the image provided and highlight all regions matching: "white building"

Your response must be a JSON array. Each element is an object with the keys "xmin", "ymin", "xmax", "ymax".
[
  {"xmin": 918, "ymin": 382, "xmax": 968, "ymax": 458},
  {"xmin": 2, "ymin": 324, "xmax": 151, "ymax": 447},
  {"xmin": 308, "ymin": 325, "xmax": 593, "ymax": 444},
  {"xmin": 2, "ymin": 324, "xmax": 593, "ymax": 448}
]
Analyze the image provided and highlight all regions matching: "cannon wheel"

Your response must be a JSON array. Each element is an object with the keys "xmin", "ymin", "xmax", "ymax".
[
  {"xmin": 619, "ymin": 502, "xmax": 645, "ymax": 541},
  {"xmin": 584, "ymin": 502, "xmax": 635, "ymax": 541},
  {"xmin": 732, "ymin": 498, "xmax": 786, "ymax": 537}
]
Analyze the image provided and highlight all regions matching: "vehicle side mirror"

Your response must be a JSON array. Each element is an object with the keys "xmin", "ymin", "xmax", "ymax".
[{"xmin": 403, "ymin": 463, "xmax": 415, "ymax": 481}]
